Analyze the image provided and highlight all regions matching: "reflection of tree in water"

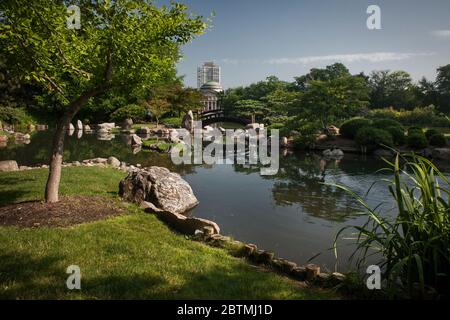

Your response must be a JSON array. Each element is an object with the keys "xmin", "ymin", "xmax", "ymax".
[
  {"xmin": 233, "ymin": 152, "xmax": 371, "ymax": 222},
  {"xmin": 0, "ymin": 131, "xmax": 196, "ymax": 175}
]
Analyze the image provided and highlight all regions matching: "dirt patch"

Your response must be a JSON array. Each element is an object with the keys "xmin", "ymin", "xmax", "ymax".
[{"xmin": 0, "ymin": 195, "xmax": 127, "ymax": 228}]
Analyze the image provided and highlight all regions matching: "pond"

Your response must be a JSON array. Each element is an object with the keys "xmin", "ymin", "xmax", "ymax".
[{"xmin": 1, "ymin": 129, "xmax": 448, "ymax": 272}]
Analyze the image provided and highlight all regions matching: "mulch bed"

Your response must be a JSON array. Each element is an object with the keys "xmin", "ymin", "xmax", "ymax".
[{"xmin": 0, "ymin": 195, "xmax": 126, "ymax": 228}]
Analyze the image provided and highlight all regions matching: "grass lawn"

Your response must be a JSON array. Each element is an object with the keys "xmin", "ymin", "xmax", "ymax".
[{"xmin": 0, "ymin": 167, "xmax": 336, "ymax": 299}]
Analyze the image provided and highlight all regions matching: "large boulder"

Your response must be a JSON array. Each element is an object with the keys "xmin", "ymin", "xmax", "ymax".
[
  {"xmin": 182, "ymin": 110, "xmax": 194, "ymax": 131},
  {"xmin": 122, "ymin": 118, "xmax": 133, "ymax": 130},
  {"xmin": 119, "ymin": 166, "xmax": 199, "ymax": 215},
  {"xmin": 0, "ymin": 160, "xmax": 19, "ymax": 172}
]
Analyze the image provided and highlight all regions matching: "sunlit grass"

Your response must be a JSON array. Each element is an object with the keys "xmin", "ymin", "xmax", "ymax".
[{"xmin": 0, "ymin": 167, "xmax": 335, "ymax": 299}]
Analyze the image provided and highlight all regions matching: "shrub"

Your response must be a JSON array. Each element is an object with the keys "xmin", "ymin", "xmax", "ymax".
[
  {"xmin": 371, "ymin": 118, "xmax": 403, "ymax": 130},
  {"xmin": 407, "ymin": 132, "xmax": 428, "ymax": 149},
  {"xmin": 368, "ymin": 105, "xmax": 450, "ymax": 127},
  {"xmin": 355, "ymin": 127, "xmax": 393, "ymax": 152},
  {"xmin": 429, "ymin": 133, "xmax": 447, "ymax": 147},
  {"xmin": 385, "ymin": 126, "xmax": 406, "ymax": 145},
  {"xmin": 408, "ymin": 126, "xmax": 424, "ymax": 134},
  {"xmin": 110, "ymin": 104, "xmax": 147, "ymax": 123},
  {"xmin": 0, "ymin": 106, "xmax": 34, "ymax": 125},
  {"xmin": 425, "ymin": 128, "xmax": 441, "ymax": 140},
  {"xmin": 340, "ymin": 117, "xmax": 372, "ymax": 139},
  {"xmin": 292, "ymin": 122, "xmax": 320, "ymax": 150}
]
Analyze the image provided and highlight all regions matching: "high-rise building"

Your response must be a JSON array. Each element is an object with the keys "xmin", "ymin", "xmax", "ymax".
[{"xmin": 197, "ymin": 62, "xmax": 221, "ymax": 88}]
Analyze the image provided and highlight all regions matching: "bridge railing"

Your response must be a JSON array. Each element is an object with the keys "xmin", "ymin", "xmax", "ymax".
[{"xmin": 200, "ymin": 109, "xmax": 224, "ymax": 120}]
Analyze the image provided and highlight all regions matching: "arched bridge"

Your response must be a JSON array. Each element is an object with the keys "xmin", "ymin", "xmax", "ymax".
[{"xmin": 199, "ymin": 109, "xmax": 251, "ymax": 126}]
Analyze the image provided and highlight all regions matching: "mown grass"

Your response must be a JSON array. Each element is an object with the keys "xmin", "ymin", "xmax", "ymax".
[{"xmin": 0, "ymin": 167, "xmax": 336, "ymax": 299}]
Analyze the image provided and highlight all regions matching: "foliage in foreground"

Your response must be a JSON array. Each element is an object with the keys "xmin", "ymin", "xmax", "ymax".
[{"xmin": 334, "ymin": 155, "xmax": 449, "ymax": 298}]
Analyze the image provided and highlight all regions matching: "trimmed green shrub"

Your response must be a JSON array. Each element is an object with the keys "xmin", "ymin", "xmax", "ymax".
[
  {"xmin": 408, "ymin": 126, "xmax": 424, "ymax": 135},
  {"xmin": 371, "ymin": 118, "xmax": 403, "ymax": 130},
  {"xmin": 110, "ymin": 104, "xmax": 147, "ymax": 122},
  {"xmin": 340, "ymin": 117, "xmax": 372, "ymax": 139},
  {"xmin": 385, "ymin": 126, "xmax": 406, "ymax": 145},
  {"xmin": 355, "ymin": 127, "xmax": 394, "ymax": 152},
  {"xmin": 407, "ymin": 132, "xmax": 428, "ymax": 149},
  {"xmin": 429, "ymin": 133, "xmax": 447, "ymax": 147},
  {"xmin": 425, "ymin": 128, "xmax": 441, "ymax": 140}
]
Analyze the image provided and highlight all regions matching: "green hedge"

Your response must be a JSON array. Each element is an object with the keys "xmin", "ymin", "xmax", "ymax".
[
  {"xmin": 407, "ymin": 132, "xmax": 428, "ymax": 149},
  {"xmin": 340, "ymin": 117, "xmax": 372, "ymax": 139},
  {"xmin": 425, "ymin": 128, "xmax": 441, "ymax": 140},
  {"xmin": 371, "ymin": 118, "xmax": 403, "ymax": 130},
  {"xmin": 429, "ymin": 133, "xmax": 447, "ymax": 147},
  {"xmin": 355, "ymin": 127, "xmax": 394, "ymax": 152},
  {"xmin": 385, "ymin": 126, "xmax": 406, "ymax": 145}
]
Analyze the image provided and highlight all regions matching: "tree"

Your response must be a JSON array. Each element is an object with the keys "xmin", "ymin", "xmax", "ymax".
[
  {"xmin": 299, "ymin": 75, "xmax": 370, "ymax": 130},
  {"xmin": 168, "ymin": 85, "xmax": 203, "ymax": 116},
  {"xmin": 294, "ymin": 63, "xmax": 350, "ymax": 90},
  {"xmin": 1, "ymin": 0, "xmax": 206, "ymax": 202},
  {"xmin": 142, "ymin": 98, "xmax": 171, "ymax": 128},
  {"xmin": 233, "ymin": 99, "xmax": 269, "ymax": 122},
  {"xmin": 417, "ymin": 77, "xmax": 440, "ymax": 108},
  {"xmin": 369, "ymin": 70, "xmax": 418, "ymax": 109},
  {"xmin": 436, "ymin": 64, "xmax": 450, "ymax": 113}
]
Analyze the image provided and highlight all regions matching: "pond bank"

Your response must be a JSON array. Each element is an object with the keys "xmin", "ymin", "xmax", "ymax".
[{"xmin": 0, "ymin": 166, "xmax": 338, "ymax": 299}]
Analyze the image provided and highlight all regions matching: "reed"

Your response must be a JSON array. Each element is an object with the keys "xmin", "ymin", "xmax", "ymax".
[{"xmin": 334, "ymin": 154, "xmax": 450, "ymax": 297}]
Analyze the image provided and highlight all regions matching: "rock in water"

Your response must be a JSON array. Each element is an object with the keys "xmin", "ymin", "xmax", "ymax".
[
  {"xmin": 131, "ymin": 134, "xmax": 142, "ymax": 146},
  {"xmin": 97, "ymin": 122, "xmax": 115, "ymax": 131},
  {"xmin": 0, "ymin": 160, "xmax": 19, "ymax": 172},
  {"xmin": 119, "ymin": 166, "xmax": 199, "ymax": 214},
  {"xmin": 182, "ymin": 110, "xmax": 194, "ymax": 131},
  {"xmin": 122, "ymin": 118, "xmax": 133, "ymax": 130}
]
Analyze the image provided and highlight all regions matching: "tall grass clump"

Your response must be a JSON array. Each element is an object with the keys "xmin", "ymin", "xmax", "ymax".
[{"xmin": 334, "ymin": 154, "xmax": 449, "ymax": 298}]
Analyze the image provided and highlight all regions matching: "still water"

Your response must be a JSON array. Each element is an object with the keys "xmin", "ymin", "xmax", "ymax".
[{"xmin": 1, "ymin": 129, "xmax": 448, "ymax": 272}]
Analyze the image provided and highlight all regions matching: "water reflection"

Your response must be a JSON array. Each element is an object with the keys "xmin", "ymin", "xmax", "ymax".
[{"xmin": 0, "ymin": 130, "xmax": 448, "ymax": 271}]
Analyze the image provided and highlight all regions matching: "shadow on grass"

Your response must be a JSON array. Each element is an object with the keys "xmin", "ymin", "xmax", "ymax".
[{"xmin": 0, "ymin": 249, "xmax": 321, "ymax": 299}]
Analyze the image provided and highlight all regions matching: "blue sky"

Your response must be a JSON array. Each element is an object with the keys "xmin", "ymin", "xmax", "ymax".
[{"xmin": 160, "ymin": 0, "xmax": 450, "ymax": 89}]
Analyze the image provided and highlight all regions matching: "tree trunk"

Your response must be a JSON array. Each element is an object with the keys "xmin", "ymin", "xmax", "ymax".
[
  {"xmin": 44, "ymin": 86, "xmax": 108, "ymax": 203},
  {"xmin": 44, "ymin": 104, "xmax": 80, "ymax": 203}
]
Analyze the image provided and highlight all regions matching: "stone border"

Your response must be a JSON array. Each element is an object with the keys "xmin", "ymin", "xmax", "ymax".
[{"xmin": 189, "ymin": 227, "xmax": 346, "ymax": 287}]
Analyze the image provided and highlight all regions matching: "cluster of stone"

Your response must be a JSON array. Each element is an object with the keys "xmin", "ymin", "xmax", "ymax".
[{"xmin": 193, "ymin": 227, "xmax": 346, "ymax": 286}]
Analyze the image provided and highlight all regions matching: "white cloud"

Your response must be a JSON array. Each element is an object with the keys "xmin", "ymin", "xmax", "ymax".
[
  {"xmin": 263, "ymin": 52, "xmax": 436, "ymax": 65},
  {"xmin": 431, "ymin": 30, "xmax": 450, "ymax": 39}
]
